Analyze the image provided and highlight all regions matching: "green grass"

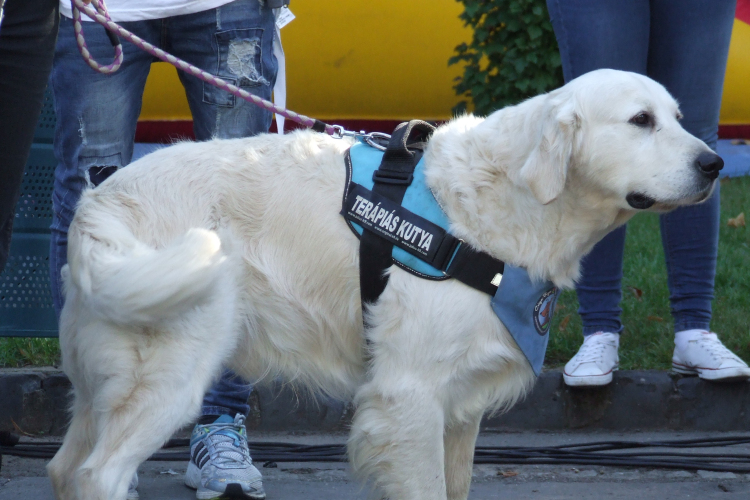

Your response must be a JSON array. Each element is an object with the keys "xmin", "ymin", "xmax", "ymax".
[
  {"xmin": 0, "ymin": 337, "xmax": 60, "ymax": 367},
  {"xmin": 547, "ymin": 176, "xmax": 750, "ymax": 370},
  {"xmin": 2, "ymin": 178, "xmax": 749, "ymax": 369}
]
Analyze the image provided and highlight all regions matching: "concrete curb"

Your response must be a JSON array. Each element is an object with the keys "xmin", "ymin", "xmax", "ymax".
[{"xmin": 1, "ymin": 368, "xmax": 748, "ymax": 436}]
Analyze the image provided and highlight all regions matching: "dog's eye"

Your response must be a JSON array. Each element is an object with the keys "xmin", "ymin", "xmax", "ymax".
[{"xmin": 630, "ymin": 113, "xmax": 653, "ymax": 127}]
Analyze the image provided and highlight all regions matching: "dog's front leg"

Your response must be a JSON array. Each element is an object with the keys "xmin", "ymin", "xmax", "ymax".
[
  {"xmin": 348, "ymin": 380, "xmax": 448, "ymax": 500},
  {"xmin": 443, "ymin": 414, "xmax": 482, "ymax": 500}
]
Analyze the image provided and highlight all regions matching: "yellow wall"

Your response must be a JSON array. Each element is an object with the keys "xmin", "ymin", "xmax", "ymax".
[
  {"xmin": 139, "ymin": 2, "xmax": 750, "ymax": 124},
  {"xmin": 140, "ymin": 0, "xmax": 471, "ymax": 122},
  {"xmin": 720, "ymin": 19, "xmax": 750, "ymax": 125}
]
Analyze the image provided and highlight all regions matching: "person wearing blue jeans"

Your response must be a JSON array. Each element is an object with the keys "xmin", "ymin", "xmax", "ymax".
[
  {"xmin": 546, "ymin": 0, "xmax": 750, "ymax": 386},
  {"xmin": 49, "ymin": 1, "xmax": 278, "ymax": 498}
]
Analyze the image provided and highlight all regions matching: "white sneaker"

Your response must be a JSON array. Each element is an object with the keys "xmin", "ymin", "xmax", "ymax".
[
  {"xmin": 563, "ymin": 332, "xmax": 620, "ymax": 387},
  {"xmin": 672, "ymin": 330, "xmax": 750, "ymax": 382}
]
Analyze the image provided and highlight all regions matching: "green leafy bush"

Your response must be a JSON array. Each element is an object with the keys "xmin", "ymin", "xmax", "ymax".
[{"xmin": 450, "ymin": 0, "xmax": 563, "ymax": 115}]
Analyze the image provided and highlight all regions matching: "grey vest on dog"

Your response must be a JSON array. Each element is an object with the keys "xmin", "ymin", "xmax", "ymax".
[{"xmin": 490, "ymin": 266, "xmax": 559, "ymax": 375}]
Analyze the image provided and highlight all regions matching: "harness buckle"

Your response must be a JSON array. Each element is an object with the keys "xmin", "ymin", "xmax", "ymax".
[{"xmin": 372, "ymin": 170, "xmax": 414, "ymax": 186}]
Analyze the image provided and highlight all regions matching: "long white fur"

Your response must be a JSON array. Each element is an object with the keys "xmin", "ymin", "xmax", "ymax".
[{"xmin": 48, "ymin": 69, "xmax": 716, "ymax": 500}]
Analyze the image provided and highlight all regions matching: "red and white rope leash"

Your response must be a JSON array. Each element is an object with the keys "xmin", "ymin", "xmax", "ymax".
[{"xmin": 70, "ymin": 0, "xmax": 340, "ymax": 136}]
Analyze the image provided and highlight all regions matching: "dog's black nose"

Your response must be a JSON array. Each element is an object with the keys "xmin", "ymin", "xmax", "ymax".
[{"xmin": 695, "ymin": 152, "xmax": 724, "ymax": 180}]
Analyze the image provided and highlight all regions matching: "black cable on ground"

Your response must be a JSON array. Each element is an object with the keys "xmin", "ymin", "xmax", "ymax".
[{"xmin": 3, "ymin": 434, "xmax": 750, "ymax": 473}]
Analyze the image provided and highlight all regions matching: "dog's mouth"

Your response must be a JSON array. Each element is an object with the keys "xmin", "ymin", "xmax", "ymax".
[
  {"xmin": 629, "ymin": 179, "xmax": 717, "ymax": 211},
  {"xmin": 626, "ymin": 192, "xmax": 656, "ymax": 210}
]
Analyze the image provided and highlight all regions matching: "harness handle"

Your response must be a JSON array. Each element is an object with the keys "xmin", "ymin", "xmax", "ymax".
[
  {"xmin": 382, "ymin": 120, "xmax": 436, "ymax": 164},
  {"xmin": 372, "ymin": 120, "xmax": 436, "ymax": 186},
  {"xmin": 359, "ymin": 121, "xmax": 436, "ymax": 312}
]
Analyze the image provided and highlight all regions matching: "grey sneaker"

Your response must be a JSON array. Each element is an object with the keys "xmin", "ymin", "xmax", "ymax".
[{"xmin": 184, "ymin": 414, "xmax": 265, "ymax": 500}]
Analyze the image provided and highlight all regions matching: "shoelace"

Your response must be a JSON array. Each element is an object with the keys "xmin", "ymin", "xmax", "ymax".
[
  {"xmin": 574, "ymin": 336, "xmax": 617, "ymax": 364},
  {"xmin": 200, "ymin": 417, "xmax": 253, "ymax": 470},
  {"xmin": 688, "ymin": 334, "xmax": 740, "ymax": 363}
]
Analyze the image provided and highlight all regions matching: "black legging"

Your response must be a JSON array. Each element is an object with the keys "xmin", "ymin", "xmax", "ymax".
[{"xmin": 0, "ymin": 0, "xmax": 59, "ymax": 271}]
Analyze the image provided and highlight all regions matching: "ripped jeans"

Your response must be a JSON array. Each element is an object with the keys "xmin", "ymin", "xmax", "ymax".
[{"xmin": 49, "ymin": 0, "xmax": 276, "ymax": 418}]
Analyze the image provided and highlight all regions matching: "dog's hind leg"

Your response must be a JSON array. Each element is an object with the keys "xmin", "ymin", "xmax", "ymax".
[
  {"xmin": 72, "ymin": 327, "xmax": 234, "ymax": 499},
  {"xmin": 443, "ymin": 414, "xmax": 482, "ymax": 500},
  {"xmin": 349, "ymin": 380, "xmax": 448, "ymax": 500},
  {"xmin": 48, "ymin": 397, "xmax": 96, "ymax": 500},
  {"xmin": 71, "ymin": 367, "xmax": 213, "ymax": 500}
]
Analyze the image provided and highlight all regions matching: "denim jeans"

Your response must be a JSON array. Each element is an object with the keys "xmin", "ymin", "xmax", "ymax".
[
  {"xmin": 49, "ymin": 0, "xmax": 277, "ymax": 417},
  {"xmin": 546, "ymin": 0, "xmax": 736, "ymax": 335}
]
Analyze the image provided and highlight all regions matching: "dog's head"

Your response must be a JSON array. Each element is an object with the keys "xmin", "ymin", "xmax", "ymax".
[{"xmin": 520, "ymin": 69, "xmax": 721, "ymax": 210}]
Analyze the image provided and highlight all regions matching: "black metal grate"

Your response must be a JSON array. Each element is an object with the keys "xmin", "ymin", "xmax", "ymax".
[
  {"xmin": 33, "ymin": 88, "xmax": 56, "ymax": 144},
  {"xmin": 13, "ymin": 145, "xmax": 56, "ymax": 231},
  {"xmin": 0, "ymin": 253, "xmax": 53, "ymax": 310},
  {"xmin": 0, "ymin": 87, "xmax": 59, "ymax": 337},
  {"xmin": 0, "ymin": 234, "xmax": 58, "ymax": 336}
]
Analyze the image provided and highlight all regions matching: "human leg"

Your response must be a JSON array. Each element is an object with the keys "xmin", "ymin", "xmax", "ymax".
[
  {"xmin": 648, "ymin": 0, "xmax": 734, "ymax": 333},
  {"xmin": 648, "ymin": 0, "xmax": 749, "ymax": 380},
  {"xmin": 167, "ymin": 0, "xmax": 276, "ymax": 141},
  {"xmin": 170, "ymin": 0, "xmax": 277, "ymax": 420},
  {"xmin": 547, "ymin": 0, "xmax": 649, "ymax": 385},
  {"xmin": 0, "ymin": 0, "xmax": 58, "ymax": 271},
  {"xmin": 165, "ymin": 2, "xmax": 277, "ymax": 496},
  {"xmin": 169, "ymin": 0, "xmax": 277, "ymax": 413},
  {"xmin": 49, "ymin": 16, "xmax": 157, "ymax": 317}
]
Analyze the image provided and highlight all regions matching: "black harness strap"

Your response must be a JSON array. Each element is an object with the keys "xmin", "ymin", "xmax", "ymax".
[
  {"xmin": 359, "ymin": 120, "xmax": 435, "ymax": 308},
  {"xmin": 443, "ymin": 243, "xmax": 504, "ymax": 296},
  {"xmin": 353, "ymin": 121, "xmax": 506, "ymax": 325}
]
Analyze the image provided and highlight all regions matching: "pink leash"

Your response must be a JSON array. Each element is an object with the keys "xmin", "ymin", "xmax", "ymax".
[{"xmin": 70, "ymin": 0, "xmax": 345, "ymax": 137}]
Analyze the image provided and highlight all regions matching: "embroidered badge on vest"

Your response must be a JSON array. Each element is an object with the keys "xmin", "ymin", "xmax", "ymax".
[{"xmin": 534, "ymin": 288, "xmax": 559, "ymax": 335}]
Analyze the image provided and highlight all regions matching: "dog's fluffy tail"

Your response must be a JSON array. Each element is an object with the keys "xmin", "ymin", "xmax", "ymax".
[{"xmin": 67, "ymin": 219, "xmax": 226, "ymax": 325}]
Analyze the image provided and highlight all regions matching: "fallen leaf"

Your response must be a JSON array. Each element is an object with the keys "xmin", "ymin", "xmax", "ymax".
[
  {"xmin": 559, "ymin": 315, "xmax": 571, "ymax": 331},
  {"xmin": 728, "ymin": 213, "xmax": 745, "ymax": 228},
  {"xmin": 628, "ymin": 286, "xmax": 643, "ymax": 301},
  {"xmin": 498, "ymin": 470, "xmax": 518, "ymax": 477},
  {"xmin": 647, "ymin": 315, "xmax": 664, "ymax": 322},
  {"xmin": 11, "ymin": 419, "xmax": 35, "ymax": 437}
]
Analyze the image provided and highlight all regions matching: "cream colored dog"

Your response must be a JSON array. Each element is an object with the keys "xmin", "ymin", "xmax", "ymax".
[{"xmin": 48, "ymin": 69, "xmax": 721, "ymax": 500}]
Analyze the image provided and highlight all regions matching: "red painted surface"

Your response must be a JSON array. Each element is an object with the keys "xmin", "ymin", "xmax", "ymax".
[
  {"xmin": 136, "ymin": 120, "xmax": 750, "ymax": 144},
  {"xmin": 737, "ymin": 0, "xmax": 750, "ymax": 25}
]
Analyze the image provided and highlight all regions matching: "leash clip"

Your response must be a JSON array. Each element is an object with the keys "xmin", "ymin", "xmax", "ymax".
[
  {"xmin": 364, "ymin": 132, "xmax": 391, "ymax": 151},
  {"xmin": 330, "ymin": 127, "xmax": 391, "ymax": 152}
]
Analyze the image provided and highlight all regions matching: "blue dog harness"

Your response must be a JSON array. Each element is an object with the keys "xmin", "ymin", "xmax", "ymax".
[{"xmin": 340, "ymin": 121, "xmax": 559, "ymax": 375}]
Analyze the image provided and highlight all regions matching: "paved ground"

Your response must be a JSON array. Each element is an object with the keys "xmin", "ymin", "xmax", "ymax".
[{"xmin": 3, "ymin": 431, "xmax": 750, "ymax": 499}]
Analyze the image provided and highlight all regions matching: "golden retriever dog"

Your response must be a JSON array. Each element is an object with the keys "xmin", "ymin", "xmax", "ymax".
[{"xmin": 48, "ymin": 69, "xmax": 722, "ymax": 500}]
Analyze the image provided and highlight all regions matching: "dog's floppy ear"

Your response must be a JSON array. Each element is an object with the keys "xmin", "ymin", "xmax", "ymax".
[{"xmin": 519, "ymin": 97, "xmax": 579, "ymax": 205}]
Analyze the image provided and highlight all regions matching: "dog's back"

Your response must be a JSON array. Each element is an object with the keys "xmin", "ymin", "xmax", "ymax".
[{"xmin": 63, "ymin": 131, "xmax": 369, "ymax": 393}]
